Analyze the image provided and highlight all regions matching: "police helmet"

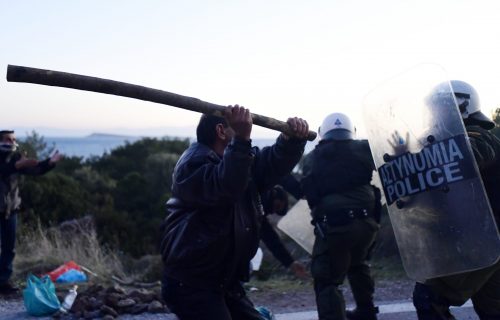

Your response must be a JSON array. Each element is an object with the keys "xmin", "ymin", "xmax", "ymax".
[
  {"xmin": 319, "ymin": 113, "xmax": 355, "ymax": 140},
  {"xmin": 450, "ymin": 80, "xmax": 495, "ymax": 129}
]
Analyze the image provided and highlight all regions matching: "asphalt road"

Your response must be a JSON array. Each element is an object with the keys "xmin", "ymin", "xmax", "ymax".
[
  {"xmin": 276, "ymin": 300, "xmax": 479, "ymax": 320},
  {"xmin": 1, "ymin": 298, "xmax": 479, "ymax": 319}
]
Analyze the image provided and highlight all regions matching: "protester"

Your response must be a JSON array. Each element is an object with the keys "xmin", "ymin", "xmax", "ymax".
[
  {"xmin": 160, "ymin": 106, "xmax": 309, "ymax": 320},
  {"xmin": 0, "ymin": 130, "xmax": 61, "ymax": 294},
  {"xmin": 260, "ymin": 181, "xmax": 308, "ymax": 279}
]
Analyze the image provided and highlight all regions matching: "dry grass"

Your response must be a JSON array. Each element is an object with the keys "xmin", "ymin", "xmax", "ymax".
[{"xmin": 13, "ymin": 220, "xmax": 125, "ymax": 284}]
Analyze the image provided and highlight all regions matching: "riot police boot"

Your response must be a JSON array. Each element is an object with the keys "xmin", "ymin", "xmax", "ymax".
[{"xmin": 345, "ymin": 306, "xmax": 379, "ymax": 320}]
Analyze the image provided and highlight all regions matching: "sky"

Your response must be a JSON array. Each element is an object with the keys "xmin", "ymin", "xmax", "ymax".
[{"xmin": 1, "ymin": 0, "xmax": 500, "ymax": 139}]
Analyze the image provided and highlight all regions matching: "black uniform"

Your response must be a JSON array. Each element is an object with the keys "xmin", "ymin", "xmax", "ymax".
[
  {"xmin": 302, "ymin": 138, "xmax": 380, "ymax": 320},
  {"xmin": 160, "ymin": 136, "xmax": 305, "ymax": 320}
]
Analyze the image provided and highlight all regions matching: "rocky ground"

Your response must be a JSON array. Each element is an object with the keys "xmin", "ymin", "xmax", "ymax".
[
  {"xmin": 0, "ymin": 277, "xmax": 415, "ymax": 319},
  {"xmin": 248, "ymin": 277, "xmax": 415, "ymax": 313}
]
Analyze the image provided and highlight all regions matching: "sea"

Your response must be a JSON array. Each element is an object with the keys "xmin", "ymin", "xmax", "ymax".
[{"xmin": 23, "ymin": 135, "xmax": 317, "ymax": 158}]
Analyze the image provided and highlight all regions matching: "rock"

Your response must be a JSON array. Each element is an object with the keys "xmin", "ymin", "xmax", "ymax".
[
  {"xmin": 105, "ymin": 292, "xmax": 124, "ymax": 308},
  {"xmin": 126, "ymin": 303, "xmax": 149, "ymax": 314},
  {"xmin": 117, "ymin": 298, "xmax": 136, "ymax": 308},
  {"xmin": 100, "ymin": 305, "xmax": 119, "ymax": 317},
  {"xmin": 128, "ymin": 288, "xmax": 156, "ymax": 303},
  {"xmin": 83, "ymin": 309, "xmax": 101, "ymax": 319},
  {"xmin": 85, "ymin": 284, "xmax": 105, "ymax": 295},
  {"xmin": 88, "ymin": 296, "xmax": 103, "ymax": 310},
  {"xmin": 71, "ymin": 296, "xmax": 89, "ymax": 313},
  {"xmin": 148, "ymin": 300, "xmax": 166, "ymax": 313},
  {"xmin": 106, "ymin": 285, "xmax": 126, "ymax": 295}
]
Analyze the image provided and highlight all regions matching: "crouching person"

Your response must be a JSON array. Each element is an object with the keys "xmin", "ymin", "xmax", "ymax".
[{"xmin": 160, "ymin": 106, "xmax": 309, "ymax": 320}]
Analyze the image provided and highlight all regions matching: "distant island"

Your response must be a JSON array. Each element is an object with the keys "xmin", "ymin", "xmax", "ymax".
[{"xmin": 86, "ymin": 133, "xmax": 138, "ymax": 139}]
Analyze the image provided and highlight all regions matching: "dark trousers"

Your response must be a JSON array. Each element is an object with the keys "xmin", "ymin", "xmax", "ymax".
[
  {"xmin": 162, "ymin": 274, "xmax": 263, "ymax": 320},
  {"xmin": 413, "ymin": 260, "xmax": 500, "ymax": 320},
  {"xmin": 311, "ymin": 218, "xmax": 379, "ymax": 320},
  {"xmin": 0, "ymin": 212, "xmax": 17, "ymax": 285}
]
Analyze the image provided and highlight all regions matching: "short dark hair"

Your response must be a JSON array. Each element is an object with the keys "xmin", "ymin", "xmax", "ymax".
[
  {"xmin": 196, "ymin": 114, "xmax": 228, "ymax": 146},
  {"xmin": 0, "ymin": 130, "xmax": 14, "ymax": 140}
]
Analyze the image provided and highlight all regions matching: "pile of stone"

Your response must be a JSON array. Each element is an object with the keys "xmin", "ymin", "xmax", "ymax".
[{"xmin": 53, "ymin": 284, "xmax": 177, "ymax": 319}]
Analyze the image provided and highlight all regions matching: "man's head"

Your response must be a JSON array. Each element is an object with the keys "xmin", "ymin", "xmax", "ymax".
[
  {"xmin": 196, "ymin": 114, "xmax": 234, "ymax": 152},
  {"xmin": 318, "ymin": 112, "xmax": 355, "ymax": 140},
  {"xmin": 450, "ymin": 80, "xmax": 495, "ymax": 130},
  {"xmin": 0, "ymin": 130, "xmax": 17, "ymax": 153},
  {"xmin": 430, "ymin": 80, "xmax": 495, "ymax": 130}
]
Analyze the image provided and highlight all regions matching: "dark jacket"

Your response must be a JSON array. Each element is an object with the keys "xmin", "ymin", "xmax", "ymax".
[
  {"xmin": 467, "ymin": 125, "xmax": 500, "ymax": 221},
  {"xmin": 259, "ymin": 176, "xmax": 303, "ymax": 268},
  {"xmin": 0, "ymin": 152, "xmax": 55, "ymax": 218},
  {"xmin": 301, "ymin": 138, "xmax": 375, "ymax": 211},
  {"xmin": 160, "ymin": 136, "xmax": 305, "ymax": 289}
]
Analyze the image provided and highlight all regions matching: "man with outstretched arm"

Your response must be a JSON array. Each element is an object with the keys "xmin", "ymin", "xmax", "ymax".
[{"xmin": 0, "ymin": 130, "xmax": 62, "ymax": 295}]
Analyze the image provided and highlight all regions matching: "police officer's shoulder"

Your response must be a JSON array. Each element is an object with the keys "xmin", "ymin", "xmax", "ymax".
[
  {"xmin": 467, "ymin": 125, "xmax": 494, "ymax": 140},
  {"xmin": 352, "ymin": 139, "xmax": 371, "ymax": 149}
]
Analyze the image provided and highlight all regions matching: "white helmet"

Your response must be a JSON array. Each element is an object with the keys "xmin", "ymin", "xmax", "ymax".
[
  {"xmin": 450, "ymin": 80, "xmax": 494, "ymax": 129},
  {"xmin": 449, "ymin": 80, "xmax": 480, "ymax": 120},
  {"xmin": 429, "ymin": 80, "xmax": 494, "ymax": 130},
  {"xmin": 319, "ymin": 113, "xmax": 355, "ymax": 140}
]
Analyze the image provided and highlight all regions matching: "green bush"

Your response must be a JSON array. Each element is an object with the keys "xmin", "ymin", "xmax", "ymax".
[{"xmin": 18, "ymin": 133, "xmax": 190, "ymax": 258}]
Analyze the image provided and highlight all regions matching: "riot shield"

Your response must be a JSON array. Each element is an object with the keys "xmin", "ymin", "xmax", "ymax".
[
  {"xmin": 277, "ymin": 199, "xmax": 314, "ymax": 255},
  {"xmin": 363, "ymin": 64, "xmax": 500, "ymax": 281}
]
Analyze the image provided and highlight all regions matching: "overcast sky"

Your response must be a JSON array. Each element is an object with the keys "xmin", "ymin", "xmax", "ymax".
[{"xmin": 1, "ymin": 0, "xmax": 500, "ymax": 138}]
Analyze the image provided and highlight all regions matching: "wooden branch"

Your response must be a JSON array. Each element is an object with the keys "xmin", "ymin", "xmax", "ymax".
[{"xmin": 7, "ymin": 65, "xmax": 317, "ymax": 141}]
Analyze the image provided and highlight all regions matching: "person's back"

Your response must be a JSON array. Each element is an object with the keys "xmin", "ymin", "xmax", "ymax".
[
  {"xmin": 303, "ymin": 113, "xmax": 380, "ymax": 320},
  {"xmin": 303, "ymin": 138, "xmax": 375, "ymax": 211}
]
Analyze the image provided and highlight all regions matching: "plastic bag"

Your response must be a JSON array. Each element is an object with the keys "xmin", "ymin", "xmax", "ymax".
[
  {"xmin": 46, "ymin": 260, "xmax": 81, "ymax": 282},
  {"xmin": 23, "ymin": 274, "xmax": 61, "ymax": 316},
  {"xmin": 56, "ymin": 269, "xmax": 87, "ymax": 283},
  {"xmin": 255, "ymin": 306, "xmax": 276, "ymax": 320}
]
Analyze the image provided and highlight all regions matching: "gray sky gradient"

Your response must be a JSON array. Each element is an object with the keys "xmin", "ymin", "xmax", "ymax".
[{"xmin": 1, "ymin": 0, "xmax": 500, "ymax": 138}]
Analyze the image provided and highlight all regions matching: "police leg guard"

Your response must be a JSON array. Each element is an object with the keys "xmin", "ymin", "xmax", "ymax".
[
  {"xmin": 412, "ymin": 282, "xmax": 456, "ymax": 320},
  {"xmin": 345, "ymin": 306, "xmax": 379, "ymax": 320}
]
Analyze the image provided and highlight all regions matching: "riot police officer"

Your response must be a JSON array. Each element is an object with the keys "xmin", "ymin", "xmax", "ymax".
[
  {"xmin": 302, "ymin": 113, "xmax": 381, "ymax": 320},
  {"xmin": 412, "ymin": 81, "xmax": 500, "ymax": 320}
]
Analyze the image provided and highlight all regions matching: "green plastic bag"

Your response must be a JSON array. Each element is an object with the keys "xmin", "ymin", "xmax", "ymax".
[{"xmin": 23, "ymin": 274, "xmax": 61, "ymax": 316}]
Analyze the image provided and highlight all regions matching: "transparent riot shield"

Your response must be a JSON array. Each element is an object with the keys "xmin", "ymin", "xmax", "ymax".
[
  {"xmin": 363, "ymin": 64, "xmax": 500, "ymax": 281},
  {"xmin": 277, "ymin": 199, "xmax": 314, "ymax": 255}
]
